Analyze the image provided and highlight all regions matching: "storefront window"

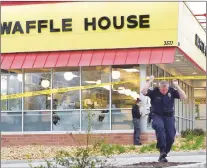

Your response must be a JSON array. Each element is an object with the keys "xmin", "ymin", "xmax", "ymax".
[
  {"xmin": 52, "ymin": 68, "xmax": 80, "ymax": 110},
  {"xmin": 175, "ymin": 99, "xmax": 179, "ymax": 116},
  {"xmin": 146, "ymin": 65, "xmax": 152, "ymax": 76},
  {"xmin": 189, "ymin": 87, "xmax": 193, "ymax": 122},
  {"xmin": 186, "ymin": 85, "xmax": 189, "ymax": 120},
  {"xmin": 81, "ymin": 66, "xmax": 110, "ymax": 109},
  {"xmin": 152, "ymin": 65, "xmax": 158, "ymax": 87},
  {"xmin": 1, "ymin": 65, "xmax": 195, "ymax": 133},
  {"xmin": 112, "ymin": 65, "xmax": 140, "ymax": 108},
  {"xmin": 1, "ymin": 112, "xmax": 22, "ymax": 132},
  {"xmin": 111, "ymin": 109, "xmax": 133, "ymax": 130},
  {"xmin": 1, "ymin": 71, "xmax": 22, "ymax": 111},
  {"xmin": 175, "ymin": 116, "xmax": 179, "ymax": 132},
  {"xmin": 81, "ymin": 110, "xmax": 110, "ymax": 131},
  {"xmin": 169, "ymin": 74, "xmax": 173, "ymax": 85},
  {"xmin": 178, "ymin": 81, "xmax": 183, "ymax": 131},
  {"xmin": 52, "ymin": 110, "xmax": 80, "ymax": 131},
  {"xmin": 183, "ymin": 83, "xmax": 186, "ymax": 119},
  {"xmin": 158, "ymin": 67, "xmax": 164, "ymax": 80},
  {"xmin": 24, "ymin": 69, "xmax": 51, "ymax": 110},
  {"xmin": 165, "ymin": 72, "xmax": 170, "ymax": 84},
  {"xmin": 23, "ymin": 111, "xmax": 51, "ymax": 131}
]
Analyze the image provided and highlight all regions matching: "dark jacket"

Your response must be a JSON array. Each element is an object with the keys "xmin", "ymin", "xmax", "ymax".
[
  {"xmin": 132, "ymin": 104, "xmax": 141, "ymax": 119},
  {"xmin": 146, "ymin": 87, "xmax": 180, "ymax": 116}
]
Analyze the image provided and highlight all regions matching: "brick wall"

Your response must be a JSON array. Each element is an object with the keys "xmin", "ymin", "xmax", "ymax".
[{"xmin": 1, "ymin": 132, "xmax": 156, "ymax": 147}]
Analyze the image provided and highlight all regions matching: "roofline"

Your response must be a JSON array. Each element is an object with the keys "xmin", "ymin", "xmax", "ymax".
[{"xmin": 183, "ymin": 2, "xmax": 206, "ymax": 32}]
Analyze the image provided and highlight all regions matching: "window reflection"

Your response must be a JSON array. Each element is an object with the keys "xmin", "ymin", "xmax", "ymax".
[
  {"xmin": 81, "ymin": 66, "xmax": 110, "ymax": 109},
  {"xmin": 81, "ymin": 110, "xmax": 110, "ymax": 131},
  {"xmin": 152, "ymin": 65, "xmax": 158, "ymax": 87},
  {"xmin": 1, "ymin": 112, "xmax": 22, "ymax": 132},
  {"xmin": 175, "ymin": 117, "xmax": 179, "ymax": 131},
  {"xmin": 112, "ymin": 109, "xmax": 133, "ymax": 130},
  {"xmin": 158, "ymin": 67, "xmax": 164, "ymax": 82},
  {"xmin": 24, "ymin": 111, "xmax": 51, "ymax": 131},
  {"xmin": 53, "ymin": 68, "xmax": 80, "ymax": 110},
  {"xmin": 24, "ymin": 69, "xmax": 51, "ymax": 110},
  {"xmin": 1, "ymin": 71, "xmax": 22, "ymax": 111},
  {"xmin": 52, "ymin": 111, "xmax": 80, "ymax": 131},
  {"xmin": 0, "ymin": 66, "xmax": 194, "ymax": 133},
  {"xmin": 112, "ymin": 65, "xmax": 140, "ymax": 108}
]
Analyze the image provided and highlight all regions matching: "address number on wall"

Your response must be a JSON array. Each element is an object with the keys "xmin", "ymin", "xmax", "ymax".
[{"xmin": 164, "ymin": 41, "xmax": 173, "ymax": 45}]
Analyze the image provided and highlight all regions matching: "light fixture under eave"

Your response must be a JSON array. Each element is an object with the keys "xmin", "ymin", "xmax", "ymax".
[
  {"xmin": 112, "ymin": 71, "xmax": 121, "ymax": 80},
  {"xmin": 41, "ymin": 79, "xmax": 50, "ymax": 88},
  {"xmin": 175, "ymin": 59, "xmax": 180, "ymax": 62},
  {"xmin": 123, "ymin": 69, "xmax": 139, "ymax": 73},
  {"xmin": 192, "ymin": 72, "xmax": 197, "ymax": 75}
]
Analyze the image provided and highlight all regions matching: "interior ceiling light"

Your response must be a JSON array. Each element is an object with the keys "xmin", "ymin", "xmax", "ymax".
[
  {"xmin": 123, "ymin": 69, "xmax": 139, "ymax": 73},
  {"xmin": 41, "ymin": 79, "xmax": 50, "ymax": 88},
  {"xmin": 175, "ymin": 59, "xmax": 180, "ymax": 62},
  {"xmin": 85, "ymin": 81, "xmax": 97, "ymax": 84},
  {"xmin": 194, "ymin": 88, "xmax": 205, "ymax": 90},
  {"xmin": 118, "ymin": 87, "xmax": 125, "ymax": 90},
  {"xmin": 96, "ymin": 80, "xmax": 101, "ymax": 84},
  {"xmin": 64, "ymin": 72, "xmax": 77, "ymax": 81},
  {"xmin": 112, "ymin": 71, "xmax": 121, "ymax": 79},
  {"xmin": 192, "ymin": 72, "xmax": 197, "ymax": 75}
]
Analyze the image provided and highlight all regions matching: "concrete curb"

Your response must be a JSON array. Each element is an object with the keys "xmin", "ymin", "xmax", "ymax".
[
  {"xmin": 167, "ymin": 162, "xmax": 206, "ymax": 168},
  {"xmin": 2, "ymin": 150, "xmax": 206, "ymax": 164},
  {"xmin": 112, "ymin": 150, "xmax": 206, "ymax": 158},
  {"xmin": 1, "ymin": 159, "xmax": 47, "ymax": 164}
]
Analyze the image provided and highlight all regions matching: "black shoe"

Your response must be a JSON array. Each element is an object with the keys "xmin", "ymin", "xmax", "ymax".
[
  {"xmin": 165, "ymin": 150, "xmax": 170, "ymax": 157},
  {"xmin": 158, "ymin": 152, "xmax": 168, "ymax": 162}
]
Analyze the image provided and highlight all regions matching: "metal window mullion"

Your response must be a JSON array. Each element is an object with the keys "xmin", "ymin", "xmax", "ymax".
[
  {"xmin": 80, "ymin": 66, "xmax": 82, "ymax": 131},
  {"xmin": 109, "ymin": 66, "xmax": 112, "ymax": 130},
  {"xmin": 7, "ymin": 73, "xmax": 9, "ymax": 111},
  {"xmin": 50, "ymin": 68, "xmax": 53, "ymax": 132},
  {"xmin": 22, "ymin": 70, "xmax": 24, "ymax": 132}
]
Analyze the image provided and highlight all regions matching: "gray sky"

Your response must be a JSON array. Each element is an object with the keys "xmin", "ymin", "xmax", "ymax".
[
  {"xmin": 186, "ymin": 2, "xmax": 206, "ymax": 14},
  {"xmin": 186, "ymin": 2, "xmax": 206, "ymax": 31}
]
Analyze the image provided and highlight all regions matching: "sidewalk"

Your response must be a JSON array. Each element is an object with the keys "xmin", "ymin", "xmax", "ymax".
[{"xmin": 1, "ymin": 150, "xmax": 206, "ymax": 168}]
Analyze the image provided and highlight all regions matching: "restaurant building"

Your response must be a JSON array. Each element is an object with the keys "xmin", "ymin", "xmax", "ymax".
[{"xmin": 1, "ymin": 1, "xmax": 206, "ymax": 146}]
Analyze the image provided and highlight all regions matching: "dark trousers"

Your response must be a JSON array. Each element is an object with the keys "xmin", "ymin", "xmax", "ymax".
[
  {"xmin": 133, "ymin": 118, "xmax": 141, "ymax": 145},
  {"xmin": 151, "ymin": 114, "xmax": 176, "ymax": 154}
]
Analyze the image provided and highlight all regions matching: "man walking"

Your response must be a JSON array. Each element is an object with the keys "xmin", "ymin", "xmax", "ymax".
[
  {"xmin": 132, "ymin": 97, "xmax": 142, "ymax": 146},
  {"xmin": 141, "ymin": 76, "xmax": 187, "ymax": 162}
]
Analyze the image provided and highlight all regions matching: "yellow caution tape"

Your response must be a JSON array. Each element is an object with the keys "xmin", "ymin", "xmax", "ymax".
[{"xmin": 1, "ymin": 76, "xmax": 206, "ymax": 100}]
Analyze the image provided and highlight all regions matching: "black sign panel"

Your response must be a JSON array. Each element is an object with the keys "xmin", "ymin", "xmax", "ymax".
[{"xmin": 195, "ymin": 34, "xmax": 206, "ymax": 56}]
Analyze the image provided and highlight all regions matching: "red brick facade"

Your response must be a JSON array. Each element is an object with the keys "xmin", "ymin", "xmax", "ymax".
[{"xmin": 1, "ymin": 133, "xmax": 156, "ymax": 147}]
